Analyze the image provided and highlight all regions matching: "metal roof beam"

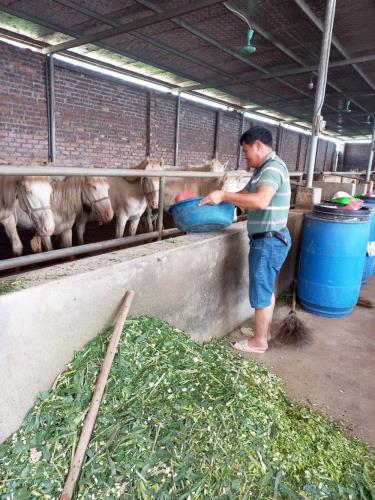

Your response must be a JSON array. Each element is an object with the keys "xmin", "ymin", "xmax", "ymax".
[
  {"xmin": 51, "ymin": 0, "xmax": 236, "ymax": 82},
  {"xmin": 0, "ymin": 5, "xmax": 308, "ymax": 114},
  {"xmin": 293, "ymin": 0, "xmax": 375, "ymax": 92},
  {"xmin": 0, "ymin": 6, "xmax": 363, "ymax": 135},
  {"xmin": 50, "ymin": 1, "xmax": 319, "ymax": 112},
  {"xmin": 42, "ymin": 0, "xmax": 224, "ymax": 54},
  {"xmin": 179, "ymin": 53, "xmax": 375, "ymax": 90},
  {"xmin": 134, "ymin": 0, "xmax": 364, "ymax": 128},
  {"xmin": 172, "ymin": 19, "xmax": 369, "ymax": 116},
  {"xmin": 248, "ymin": 91, "xmax": 375, "ymax": 113},
  {"xmin": 0, "ymin": 6, "xmax": 237, "ymax": 99}
]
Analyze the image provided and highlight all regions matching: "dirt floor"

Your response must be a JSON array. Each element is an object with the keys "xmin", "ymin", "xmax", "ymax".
[{"xmin": 229, "ymin": 276, "xmax": 375, "ymax": 449}]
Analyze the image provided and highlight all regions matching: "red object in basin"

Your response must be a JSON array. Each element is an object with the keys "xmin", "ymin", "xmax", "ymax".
[
  {"xmin": 343, "ymin": 199, "xmax": 364, "ymax": 211},
  {"xmin": 174, "ymin": 189, "xmax": 198, "ymax": 202}
]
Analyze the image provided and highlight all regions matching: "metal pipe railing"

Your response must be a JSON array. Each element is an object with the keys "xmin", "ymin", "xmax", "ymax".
[
  {"xmin": 0, "ymin": 228, "xmax": 181, "ymax": 272},
  {"xmin": 0, "ymin": 166, "xmax": 223, "ymax": 178},
  {"xmin": 0, "ymin": 165, "xmax": 305, "ymax": 178},
  {"xmin": 0, "ymin": 165, "xmax": 304, "ymax": 273},
  {"xmin": 320, "ymin": 171, "xmax": 373, "ymax": 181}
]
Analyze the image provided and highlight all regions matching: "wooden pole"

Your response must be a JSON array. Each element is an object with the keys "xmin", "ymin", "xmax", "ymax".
[{"xmin": 59, "ymin": 290, "xmax": 135, "ymax": 500}]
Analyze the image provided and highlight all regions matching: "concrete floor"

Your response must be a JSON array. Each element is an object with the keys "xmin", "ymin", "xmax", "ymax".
[{"xmin": 229, "ymin": 277, "xmax": 375, "ymax": 448}]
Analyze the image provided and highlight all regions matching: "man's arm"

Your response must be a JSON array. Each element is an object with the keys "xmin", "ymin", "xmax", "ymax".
[{"xmin": 199, "ymin": 185, "xmax": 276, "ymax": 210}]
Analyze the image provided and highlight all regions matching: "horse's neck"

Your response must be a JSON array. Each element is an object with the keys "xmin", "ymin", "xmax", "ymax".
[
  {"xmin": 51, "ymin": 176, "xmax": 83, "ymax": 217},
  {"xmin": 0, "ymin": 177, "xmax": 18, "ymax": 210}
]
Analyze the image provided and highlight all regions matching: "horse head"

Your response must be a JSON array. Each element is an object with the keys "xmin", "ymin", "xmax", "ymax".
[
  {"xmin": 142, "ymin": 158, "xmax": 164, "ymax": 210},
  {"xmin": 17, "ymin": 176, "xmax": 55, "ymax": 236},
  {"xmin": 81, "ymin": 177, "xmax": 114, "ymax": 223}
]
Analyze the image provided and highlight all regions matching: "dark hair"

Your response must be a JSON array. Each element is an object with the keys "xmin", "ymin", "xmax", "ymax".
[{"xmin": 240, "ymin": 126, "xmax": 273, "ymax": 147}]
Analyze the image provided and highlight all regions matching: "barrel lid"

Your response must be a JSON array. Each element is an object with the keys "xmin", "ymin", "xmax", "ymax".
[{"xmin": 313, "ymin": 202, "xmax": 370, "ymax": 220}]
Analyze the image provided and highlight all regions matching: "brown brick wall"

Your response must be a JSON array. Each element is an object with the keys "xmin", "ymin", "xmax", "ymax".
[
  {"xmin": 1, "ymin": 40, "xmax": 351, "ymax": 175},
  {"xmin": 278, "ymin": 129, "xmax": 300, "ymax": 171},
  {"xmin": 342, "ymin": 143, "xmax": 373, "ymax": 171},
  {"xmin": 217, "ymin": 111, "xmax": 242, "ymax": 170},
  {"xmin": 150, "ymin": 93, "xmax": 177, "ymax": 165},
  {"xmin": 54, "ymin": 62, "xmax": 148, "ymax": 167},
  {"xmin": 177, "ymin": 100, "xmax": 216, "ymax": 166},
  {"xmin": 0, "ymin": 43, "xmax": 48, "ymax": 164}
]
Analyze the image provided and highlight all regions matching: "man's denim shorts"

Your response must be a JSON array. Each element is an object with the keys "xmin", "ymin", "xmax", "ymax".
[{"xmin": 248, "ymin": 228, "xmax": 291, "ymax": 308}]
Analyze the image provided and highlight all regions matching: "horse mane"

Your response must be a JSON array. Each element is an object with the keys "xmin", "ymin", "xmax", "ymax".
[
  {"xmin": 22, "ymin": 176, "xmax": 51, "ymax": 182},
  {"xmin": 50, "ymin": 176, "xmax": 83, "ymax": 218}
]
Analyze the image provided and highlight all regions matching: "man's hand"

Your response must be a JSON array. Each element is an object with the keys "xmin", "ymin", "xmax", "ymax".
[{"xmin": 199, "ymin": 190, "xmax": 225, "ymax": 206}]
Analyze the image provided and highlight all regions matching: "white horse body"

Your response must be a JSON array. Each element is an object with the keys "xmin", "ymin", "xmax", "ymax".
[
  {"xmin": 76, "ymin": 158, "xmax": 163, "ymax": 243},
  {"xmin": 1, "ymin": 176, "xmax": 54, "ymax": 255},
  {"xmin": 31, "ymin": 176, "xmax": 113, "ymax": 251}
]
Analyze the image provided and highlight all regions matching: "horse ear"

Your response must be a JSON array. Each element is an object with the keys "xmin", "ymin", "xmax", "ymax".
[{"xmin": 137, "ymin": 158, "xmax": 149, "ymax": 170}]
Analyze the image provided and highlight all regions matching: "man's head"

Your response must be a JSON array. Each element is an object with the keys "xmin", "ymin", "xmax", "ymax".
[{"xmin": 240, "ymin": 126, "xmax": 273, "ymax": 168}]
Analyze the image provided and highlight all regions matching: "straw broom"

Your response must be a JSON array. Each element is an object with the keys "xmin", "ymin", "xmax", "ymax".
[
  {"xmin": 275, "ymin": 221, "xmax": 312, "ymax": 346},
  {"xmin": 276, "ymin": 281, "xmax": 312, "ymax": 345}
]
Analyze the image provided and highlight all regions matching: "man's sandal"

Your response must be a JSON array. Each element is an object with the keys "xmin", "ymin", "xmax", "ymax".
[
  {"xmin": 231, "ymin": 339, "xmax": 267, "ymax": 354},
  {"xmin": 240, "ymin": 327, "xmax": 272, "ymax": 342}
]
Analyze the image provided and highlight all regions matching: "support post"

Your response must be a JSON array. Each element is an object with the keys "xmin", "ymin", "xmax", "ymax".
[
  {"xmin": 46, "ymin": 54, "xmax": 56, "ymax": 162},
  {"xmin": 276, "ymin": 124, "xmax": 283, "ymax": 155},
  {"xmin": 213, "ymin": 110, "xmax": 220, "ymax": 159},
  {"xmin": 331, "ymin": 145, "xmax": 338, "ymax": 172},
  {"xmin": 366, "ymin": 118, "xmax": 375, "ymax": 182},
  {"xmin": 174, "ymin": 93, "xmax": 181, "ymax": 166},
  {"xmin": 322, "ymin": 140, "xmax": 329, "ymax": 171},
  {"xmin": 146, "ymin": 92, "xmax": 151, "ymax": 157},
  {"xmin": 157, "ymin": 176, "xmax": 165, "ymax": 241},
  {"xmin": 236, "ymin": 112, "xmax": 245, "ymax": 169},
  {"xmin": 296, "ymin": 134, "xmax": 302, "ymax": 171},
  {"xmin": 306, "ymin": 0, "xmax": 336, "ymax": 188}
]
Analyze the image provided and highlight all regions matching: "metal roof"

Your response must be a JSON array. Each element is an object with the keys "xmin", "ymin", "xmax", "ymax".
[{"xmin": 0, "ymin": 0, "xmax": 374, "ymax": 138}]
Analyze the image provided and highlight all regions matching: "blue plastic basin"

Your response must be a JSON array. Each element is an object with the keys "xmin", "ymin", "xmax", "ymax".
[{"xmin": 169, "ymin": 197, "xmax": 235, "ymax": 233}]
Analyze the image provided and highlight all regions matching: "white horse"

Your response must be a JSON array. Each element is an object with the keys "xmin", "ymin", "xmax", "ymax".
[
  {"xmin": 18, "ymin": 176, "xmax": 113, "ymax": 251},
  {"xmin": 163, "ymin": 159, "xmax": 228, "ymax": 210},
  {"xmin": 76, "ymin": 158, "xmax": 163, "ymax": 242},
  {"xmin": 1, "ymin": 176, "xmax": 54, "ymax": 256}
]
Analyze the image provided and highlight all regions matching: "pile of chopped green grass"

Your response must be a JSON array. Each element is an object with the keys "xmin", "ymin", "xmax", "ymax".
[
  {"xmin": 0, "ymin": 316, "xmax": 374, "ymax": 499},
  {"xmin": 0, "ymin": 278, "xmax": 24, "ymax": 295}
]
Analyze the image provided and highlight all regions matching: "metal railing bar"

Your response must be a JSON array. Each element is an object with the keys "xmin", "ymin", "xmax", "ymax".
[
  {"xmin": 0, "ymin": 166, "xmax": 304, "ymax": 178},
  {"xmin": 0, "ymin": 228, "xmax": 181, "ymax": 272},
  {"xmin": 157, "ymin": 177, "xmax": 165, "ymax": 241}
]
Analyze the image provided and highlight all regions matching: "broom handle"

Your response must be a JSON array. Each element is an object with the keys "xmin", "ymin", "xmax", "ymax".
[
  {"xmin": 59, "ymin": 290, "xmax": 135, "ymax": 500},
  {"xmin": 292, "ymin": 285, "xmax": 297, "ymax": 312}
]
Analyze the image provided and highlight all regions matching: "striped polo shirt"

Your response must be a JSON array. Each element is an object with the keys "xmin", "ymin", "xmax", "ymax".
[{"xmin": 244, "ymin": 151, "xmax": 291, "ymax": 236}]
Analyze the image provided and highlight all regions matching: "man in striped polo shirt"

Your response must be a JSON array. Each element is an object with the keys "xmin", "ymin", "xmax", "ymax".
[{"xmin": 200, "ymin": 126, "xmax": 291, "ymax": 353}]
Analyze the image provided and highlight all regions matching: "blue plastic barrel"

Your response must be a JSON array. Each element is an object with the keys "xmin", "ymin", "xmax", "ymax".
[
  {"xmin": 297, "ymin": 203, "xmax": 370, "ymax": 317},
  {"xmin": 363, "ymin": 197, "xmax": 375, "ymax": 276},
  {"xmin": 362, "ymin": 203, "xmax": 375, "ymax": 284}
]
